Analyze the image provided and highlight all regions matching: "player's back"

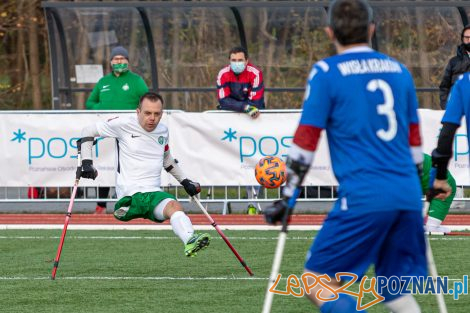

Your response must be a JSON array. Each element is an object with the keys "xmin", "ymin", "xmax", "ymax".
[{"xmin": 301, "ymin": 47, "xmax": 422, "ymax": 212}]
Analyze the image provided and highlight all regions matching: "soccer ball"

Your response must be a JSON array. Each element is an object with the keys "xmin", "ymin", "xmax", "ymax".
[{"xmin": 254, "ymin": 156, "xmax": 287, "ymax": 189}]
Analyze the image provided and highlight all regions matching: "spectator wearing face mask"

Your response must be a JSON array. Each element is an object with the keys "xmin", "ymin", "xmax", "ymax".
[
  {"xmin": 216, "ymin": 46, "xmax": 265, "ymax": 119},
  {"xmin": 216, "ymin": 46, "xmax": 265, "ymax": 214},
  {"xmin": 86, "ymin": 46, "xmax": 148, "ymax": 110},
  {"xmin": 439, "ymin": 25, "xmax": 470, "ymax": 110},
  {"xmin": 86, "ymin": 45, "xmax": 149, "ymax": 214}
]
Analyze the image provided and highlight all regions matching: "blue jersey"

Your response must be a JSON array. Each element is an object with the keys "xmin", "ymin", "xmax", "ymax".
[
  {"xmin": 301, "ymin": 47, "xmax": 422, "ymax": 212},
  {"xmin": 442, "ymin": 73, "xmax": 469, "ymax": 146}
]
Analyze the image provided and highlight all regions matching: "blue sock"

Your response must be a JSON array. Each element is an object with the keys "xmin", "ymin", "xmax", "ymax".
[{"xmin": 320, "ymin": 293, "xmax": 366, "ymax": 313}]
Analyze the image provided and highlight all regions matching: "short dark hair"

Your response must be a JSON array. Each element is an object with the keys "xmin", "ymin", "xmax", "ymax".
[
  {"xmin": 229, "ymin": 46, "xmax": 248, "ymax": 59},
  {"xmin": 328, "ymin": 0, "xmax": 373, "ymax": 45},
  {"xmin": 138, "ymin": 92, "xmax": 164, "ymax": 109},
  {"xmin": 461, "ymin": 25, "xmax": 470, "ymax": 41}
]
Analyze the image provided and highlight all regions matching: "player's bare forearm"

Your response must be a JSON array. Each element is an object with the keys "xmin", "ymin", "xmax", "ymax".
[{"xmin": 432, "ymin": 179, "xmax": 452, "ymax": 200}]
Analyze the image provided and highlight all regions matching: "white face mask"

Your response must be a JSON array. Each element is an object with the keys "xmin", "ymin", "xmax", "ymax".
[{"xmin": 230, "ymin": 61, "xmax": 246, "ymax": 74}]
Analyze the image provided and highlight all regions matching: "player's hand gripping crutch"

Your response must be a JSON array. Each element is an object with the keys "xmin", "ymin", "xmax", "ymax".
[
  {"xmin": 262, "ymin": 188, "xmax": 301, "ymax": 313},
  {"xmin": 51, "ymin": 138, "xmax": 97, "ymax": 280},
  {"xmin": 425, "ymin": 168, "xmax": 448, "ymax": 313},
  {"xmin": 191, "ymin": 196, "xmax": 254, "ymax": 276}
]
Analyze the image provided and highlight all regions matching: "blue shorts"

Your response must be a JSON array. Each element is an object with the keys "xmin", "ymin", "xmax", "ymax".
[{"xmin": 305, "ymin": 206, "xmax": 427, "ymax": 282}]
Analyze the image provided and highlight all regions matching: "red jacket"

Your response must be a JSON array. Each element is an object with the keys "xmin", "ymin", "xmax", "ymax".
[{"xmin": 216, "ymin": 63, "xmax": 265, "ymax": 112}]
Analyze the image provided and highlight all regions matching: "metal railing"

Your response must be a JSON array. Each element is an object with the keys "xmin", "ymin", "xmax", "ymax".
[{"xmin": 1, "ymin": 185, "xmax": 468, "ymax": 215}]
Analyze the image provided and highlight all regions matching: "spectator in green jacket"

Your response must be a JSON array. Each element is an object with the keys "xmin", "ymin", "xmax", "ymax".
[
  {"xmin": 86, "ymin": 46, "xmax": 149, "ymax": 213},
  {"xmin": 86, "ymin": 46, "xmax": 148, "ymax": 110}
]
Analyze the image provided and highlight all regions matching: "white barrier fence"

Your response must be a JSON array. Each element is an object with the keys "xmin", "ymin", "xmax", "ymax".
[
  {"xmin": 0, "ymin": 109, "xmax": 468, "ymax": 210},
  {"xmin": 1, "ymin": 109, "xmax": 469, "ymax": 186}
]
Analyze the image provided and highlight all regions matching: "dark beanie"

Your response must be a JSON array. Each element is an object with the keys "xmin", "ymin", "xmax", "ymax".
[{"xmin": 110, "ymin": 46, "xmax": 129, "ymax": 60}]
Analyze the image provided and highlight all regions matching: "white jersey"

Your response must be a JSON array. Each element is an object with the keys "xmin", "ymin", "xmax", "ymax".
[{"xmin": 96, "ymin": 115, "xmax": 169, "ymax": 198}]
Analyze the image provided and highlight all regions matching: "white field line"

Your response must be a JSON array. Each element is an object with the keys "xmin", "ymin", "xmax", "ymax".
[
  {"xmin": 0, "ymin": 276, "xmax": 467, "ymax": 282},
  {"xmin": 0, "ymin": 276, "xmax": 267, "ymax": 281},
  {"xmin": 0, "ymin": 235, "xmax": 468, "ymax": 241},
  {"xmin": 0, "ymin": 224, "xmax": 322, "ymax": 231},
  {"xmin": 428, "ymin": 237, "xmax": 470, "ymax": 240},
  {"xmin": 1, "ymin": 224, "xmax": 470, "ymax": 231},
  {"xmin": 0, "ymin": 235, "xmax": 315, "ymax": 240}
]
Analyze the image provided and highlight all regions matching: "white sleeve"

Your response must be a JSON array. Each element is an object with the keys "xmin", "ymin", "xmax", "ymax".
[
  {"xmin": 163, "ymin": 147, "xmax": 187, "ymax": 183},
  {"xmin": 95, "ymin": 116, "xmax": 123, "ymax": 138},
  {"xmin": 80, "ymin": 123, "xmax": 100, "ymax": 161},
  {"xmin": 80, "ymin": 117, "xmax": 122, "ymax": 161},
  {"xmin": 410, "ymin": 147, "xmax": 424, "ymax": 165}
]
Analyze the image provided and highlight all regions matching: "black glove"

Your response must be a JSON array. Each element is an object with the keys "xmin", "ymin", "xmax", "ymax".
[
  {"xmin": 264, "ymin": 199, "xmax": 289, "ymax": 225},
  {"xmin": 80, "ymin": 159, "xmax": 98, "ymax": 180},
  {"xmin": 181, "ymin": 179, "xmax": 201, "ymax": 197}
]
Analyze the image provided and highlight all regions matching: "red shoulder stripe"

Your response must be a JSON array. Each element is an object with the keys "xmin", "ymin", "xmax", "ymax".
[
  {"xmin": 409, "ymin": 123, "xmax": 421, "ymax": 146},
  {"xmin": 292, "ymin": 125, "xmax": 323, "ymax": 151}
]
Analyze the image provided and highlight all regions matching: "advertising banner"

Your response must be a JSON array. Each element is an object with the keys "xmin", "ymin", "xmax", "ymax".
[{"xmin": 0, "ymin": 110, "xmax": 467, "ymax": 187}]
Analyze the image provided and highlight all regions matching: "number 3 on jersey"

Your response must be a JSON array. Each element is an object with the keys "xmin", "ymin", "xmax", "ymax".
[{"xmin": 367, "ymin": 79, "xmax": 397, "ymax": 142}]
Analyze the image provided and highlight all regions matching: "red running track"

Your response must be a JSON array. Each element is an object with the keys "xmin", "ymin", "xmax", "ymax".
[{"xmin": 0, "ymin": 214, "xmax": 469, "ymax": 225}]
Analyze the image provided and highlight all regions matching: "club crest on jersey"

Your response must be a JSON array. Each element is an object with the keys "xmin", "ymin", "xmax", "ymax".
[
  {"xmin": 158, "ymin": 136, "xmax": 166, "ymax": 145},
  {"xmin": 122, "ymin": 83, "xmax": 130, "ymax": 91}
]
